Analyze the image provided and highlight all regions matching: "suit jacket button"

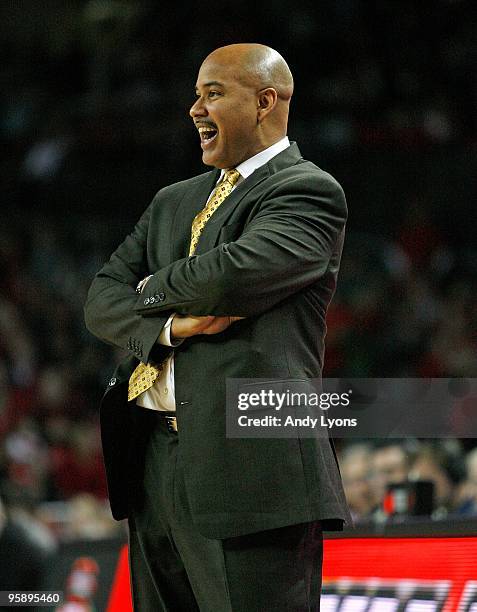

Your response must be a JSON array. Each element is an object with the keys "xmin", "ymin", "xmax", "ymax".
[{"xmin": 144, "ymin": 298, "xmax": 150, "ymax": 305}]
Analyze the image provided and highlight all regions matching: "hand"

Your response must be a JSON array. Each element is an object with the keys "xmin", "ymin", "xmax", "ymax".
[{"xmin": 171, "ymin": 315, "xmax": 244, "ymax": 339}]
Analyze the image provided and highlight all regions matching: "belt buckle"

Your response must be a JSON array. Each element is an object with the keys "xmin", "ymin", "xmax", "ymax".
[{"xmin": 165, "ymin": 415, "xmax": 178, "ymax": 433}]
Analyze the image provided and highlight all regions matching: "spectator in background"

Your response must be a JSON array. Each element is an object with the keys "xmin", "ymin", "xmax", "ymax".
[
  {"xmin": 62, "ymin": 493, "xmax": 121, "ymax": 541},
  {"xmin": 0, "ymin": 496, "xmax": 54, "ymax": 602},
  {"xmin": 0, "ymin": 418, "xmax": 52, "ymax": 507},
  {"xmin": 408, "ymin": 443, "xmax": 458, "ymax": 518},
  {"xmin": 49, "ymin": 420, "xmax": 107, "ymax": 500},
  {"xmin": 454, "ymin": 447, "xmax": 477, "ymax": 516},
  {"xmin": 369, "ymin": 441, "xmax": 413, "ymax": 513},
  {"xmin": 340, "ymin": 443, "xmax": 378, "ymax": 523}
]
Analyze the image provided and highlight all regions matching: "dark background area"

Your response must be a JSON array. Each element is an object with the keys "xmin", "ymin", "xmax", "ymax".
[{"xmin": 0, "ymin": 0, "xmax": 476, "ymax": 598}]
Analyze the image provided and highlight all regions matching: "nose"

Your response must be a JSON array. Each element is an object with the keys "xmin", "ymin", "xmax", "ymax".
[{"xmin": 189, "ymin": 96, "xmax": 207, "ymax": 118}]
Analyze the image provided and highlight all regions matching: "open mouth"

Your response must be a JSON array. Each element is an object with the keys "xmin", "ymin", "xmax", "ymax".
[{"xmin": 198, "ymin": 125, "xmax": 218, "ymax": 147}]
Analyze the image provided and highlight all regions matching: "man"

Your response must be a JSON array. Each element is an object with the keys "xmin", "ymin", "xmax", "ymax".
[
  {"xmin": 85, "ymin": 43, "xmax": 351, "ymax": 611},
  {"xmin": 370, "ymin": 442, "xmax": 411, "ymax": 505},
  {"xmin": 340, "ymin": 444, "xmax": 377, "ymax": 522}
]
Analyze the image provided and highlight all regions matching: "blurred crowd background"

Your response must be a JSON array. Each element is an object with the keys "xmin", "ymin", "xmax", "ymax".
[{"xmin": 1, "ymin": 0, "xmax": 476, "ymax": 568}]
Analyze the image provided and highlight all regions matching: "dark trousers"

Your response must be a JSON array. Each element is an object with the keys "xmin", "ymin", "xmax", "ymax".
[{"xmin": 128, "ymin": 407, "xmax": 323, "ymax": 612}]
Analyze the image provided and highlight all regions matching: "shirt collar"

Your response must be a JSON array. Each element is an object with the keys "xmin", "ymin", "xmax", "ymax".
[{"xmin": 219, "ymin": 136, "xmax": 290, "ymax": 182}]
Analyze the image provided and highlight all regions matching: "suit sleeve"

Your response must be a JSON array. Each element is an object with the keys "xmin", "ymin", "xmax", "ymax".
[
  {"xmin": 83, "ymin": 201, "xmax": 172, "ymax": 364},
  {"xmin": 133, "ymin": 172, "xmax": 347, "ymax": 318}
]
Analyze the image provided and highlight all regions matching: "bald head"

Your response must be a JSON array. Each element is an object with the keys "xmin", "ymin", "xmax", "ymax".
[{"xmin": 205, "ymin": 43, "xmax": 294, "ymax": 101}]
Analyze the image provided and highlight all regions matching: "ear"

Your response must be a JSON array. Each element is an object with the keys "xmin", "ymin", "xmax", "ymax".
[{"xmin": 257, "ymin": 88, "xmax": 278, "ymax": 123}]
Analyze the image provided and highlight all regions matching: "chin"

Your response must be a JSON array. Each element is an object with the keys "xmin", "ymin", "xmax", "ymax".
[
  {"xmin": 202, "ymin": 151, "xmax": 215, "ymax": 166},
  {"xmin": 203, "ymin": 142, "xmax": 234, "ymax": 168},
  {"xmin": 202, "ymin": 153, "xmax": 226, "ymax": 169}
]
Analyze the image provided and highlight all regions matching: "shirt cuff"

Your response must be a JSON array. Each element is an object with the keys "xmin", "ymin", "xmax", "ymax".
[
  {"xmin": 136, "ymin": 275, "xmax": 153, "ymax": 294},
  {"xmin": 158, "ymin": 314, "xmax": 183, "ymax": 347}
]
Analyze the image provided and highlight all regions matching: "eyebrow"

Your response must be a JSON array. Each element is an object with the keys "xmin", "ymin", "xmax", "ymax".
[{"xmin": 195, "ymin": 81, "xmax": 225, "ymax": 91}]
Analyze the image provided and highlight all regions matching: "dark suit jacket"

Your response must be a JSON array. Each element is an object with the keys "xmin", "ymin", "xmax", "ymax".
[{"xmin": 84, "ymin": 143, "xmax": 352, "ymax": 539}]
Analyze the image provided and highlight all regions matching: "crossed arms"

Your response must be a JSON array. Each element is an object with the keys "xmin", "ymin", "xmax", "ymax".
[{"xmin": 84, "ymin": 172, "xmax": 346, "ymax": 364}]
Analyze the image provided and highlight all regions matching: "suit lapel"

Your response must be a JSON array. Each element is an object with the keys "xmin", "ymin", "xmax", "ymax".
[
  {"xmin": 192, "ymin": 164, "xmax": 270, "ymax": 255},
  {"xmin": 170, "ymin": 168, "xmax": 220, "ymax": 260},
  {"xmin": 193, "ymin": 143, "xmax": 304, "ymax": 255}
]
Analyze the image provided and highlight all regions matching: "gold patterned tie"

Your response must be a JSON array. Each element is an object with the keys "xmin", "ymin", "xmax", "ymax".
[
  {"xmin": 127, "ymin": 168, "xmax": 241, "ymax": 402},
  {"xmin": 189, "ymin": 168, "xmax": 241, "ymax": 255}
]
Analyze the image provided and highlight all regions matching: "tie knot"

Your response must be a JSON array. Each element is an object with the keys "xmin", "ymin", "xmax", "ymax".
[{"xmin": 224, "ymin": 168, "xmax": 241, "ymax": 186}]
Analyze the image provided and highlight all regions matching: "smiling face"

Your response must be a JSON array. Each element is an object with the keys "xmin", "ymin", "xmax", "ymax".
[{"xmin": 190, "ymin": 57, "xmax": 266, "ymax": 169}]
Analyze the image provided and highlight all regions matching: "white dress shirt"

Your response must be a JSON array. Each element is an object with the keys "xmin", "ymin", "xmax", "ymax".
[{"xmin": 136, "ymin": 136, "xmax": 290, "ymax": 411}]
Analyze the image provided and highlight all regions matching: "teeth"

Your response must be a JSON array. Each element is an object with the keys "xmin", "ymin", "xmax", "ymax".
[
  {"xmin": 198, "ymin": 127, "xmax": 216, "ymax": 135},
  {"xmin": 197, "ymin": 126, "xmax": 218, "ymax": 143}
]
